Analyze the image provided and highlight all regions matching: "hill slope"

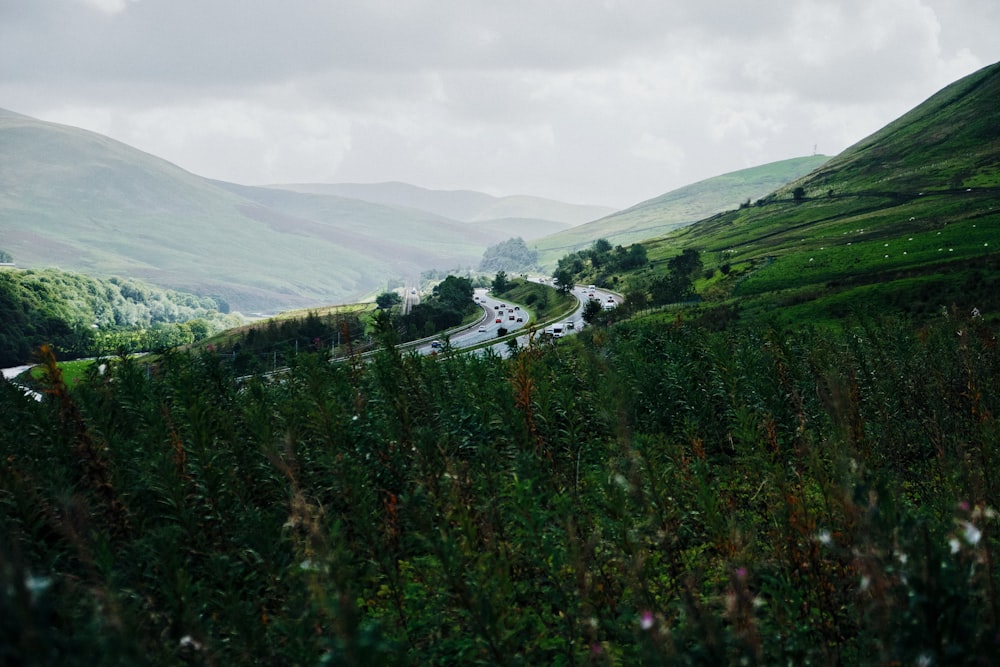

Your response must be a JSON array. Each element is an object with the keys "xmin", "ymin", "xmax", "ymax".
[
  {"xmin": 632, "ymin": 62, "xmax": 1000, "ymax": 325},
  {"xmin": 0, "ymin": 109, "xmax": 517, "ymax": 312},
  {"xmin": 532, "ymin": 155, "xmax": 830, "ymax": 266}
]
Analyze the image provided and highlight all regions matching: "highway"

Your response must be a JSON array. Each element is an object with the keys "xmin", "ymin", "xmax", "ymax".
[{"xmin": 415, "ymin": 283, "xmax": 621, "ymax": 356}]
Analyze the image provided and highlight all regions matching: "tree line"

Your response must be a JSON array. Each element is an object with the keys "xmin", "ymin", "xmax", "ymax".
[{"xmin": 0, "ymin": 268, "xmax": 237, "ymax": 366}]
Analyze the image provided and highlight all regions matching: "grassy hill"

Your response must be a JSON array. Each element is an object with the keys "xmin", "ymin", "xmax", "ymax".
[
  {"xmin": 0, "ymin": 110, "xmax": 567, "ymax": 313},
  {"xmin": 532, "ymin": 155, "xmax": 830, "ymax": 267},
  {"xmin": 594, "ymin": 62, "xmax": 1000, "ymax": 328}
]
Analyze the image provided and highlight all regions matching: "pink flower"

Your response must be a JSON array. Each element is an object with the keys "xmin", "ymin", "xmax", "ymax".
[{"xmin": 640, "ymin": 610, "xmax": 654, "ymax": 630}]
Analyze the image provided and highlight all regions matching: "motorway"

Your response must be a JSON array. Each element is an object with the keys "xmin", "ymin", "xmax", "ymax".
[{"xmin": 415, "ymin": 283, "xmax": 621, "ymax": 356}]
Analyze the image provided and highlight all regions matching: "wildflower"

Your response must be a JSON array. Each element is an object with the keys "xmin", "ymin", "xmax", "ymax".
[
  {"xmin": 916, "ymin": 652, "xmax": 933, "ymax": 666},
  {"xmin": 949, "ymin": 537, "xmax": 961, "ymax": 554},
  {"xmin": 815, "ymin": 529, "xmax": 832, "ymax": 546},
  {"xmin": 860, "ymin": 575, "xmax": 871, "ymax": 591},
  {"xmin": 179, "ymin": 635, "xmax": 204, "ymax": 653},
  {"xmin": 960, "ymin": 520, "xmax": 982, "ymax": 546},
  {"xmin": 640, "ymin": 610, "xmax": 654, "ymax": 630},
  {"xmin": 735, "ymin": 566, "xmax": 747, "ymax": 580},
  {"xmin": 24, "ymin": 574, "xmax": 52, "ymax": 596}
]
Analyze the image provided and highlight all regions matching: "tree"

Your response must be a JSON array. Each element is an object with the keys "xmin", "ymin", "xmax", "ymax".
[
  {"xmin": 433, "ymin": 275, "xmax": 475, "ymax": 313},
  {"xmin": 375, "ymin": 291, "xmax": 402, "ymax": 310},
  {"xmin": 620, "ymin": 243, "xmax": 648, "ymax": 270},
  {"xmin": 667, "ymin": 249, "xmax": 703, "ymax": 280},
  {"xmin": 552, "ymin": 268, "xmax": 574, "ymax": 294},
  {"xmin": 593, "ymin": 238, "xmax": 613, "ymax": 254},
  {"xmin": 793, "ymin": 186, "xmax": 806, "ymax": 201},
  {"xmin": 491, "ymin": 271, "xmax": 511, "ymax": 294},
  {"xmin": 623, "ymin": 290, "xmax": 649, "ymax": 314},
  {"xmin": 649, "ymin": 273, "xmax": 692, "ymax": 306},
  {"xmin": 478, "ymin": 237, "xmax": 538, "ymax": 273},
  {"xmin": 581, "ymin": 299, "xmax": 603, "ymax": 324}
]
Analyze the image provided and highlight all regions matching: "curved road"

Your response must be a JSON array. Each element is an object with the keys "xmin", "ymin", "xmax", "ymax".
[{"xmin": 418, "ymin": 283, "xmax": 621, "ymax": 356}]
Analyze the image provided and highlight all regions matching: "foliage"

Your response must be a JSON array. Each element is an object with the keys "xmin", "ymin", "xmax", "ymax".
[
  {"xmin": 375, "ymin": 292, "xmax": 402, "ymax": 310},
  {"xmin": 490, "ymin": 278, "xmax": 575, "ymax": 323},
  {"xmin": 490, "ymin": 270, "xmax": 512, "ymax": 293},
  {"xmin": 0, "ymin": 268, "xmax": 236, "ymax": 366},
  {"xmin": 394, "ymin": 275, "xmax": 478, "ymax": 343},
  {"xmin": 555, "ymin": 238, "xmax": 651, "ymax": 287},
  {"xmin": 3, "ymin": 311, "xmax": 997, "ymax": 664},
  {"xmin": 478, "ymin": 237, "xmax": 538, "ymax": 273}
]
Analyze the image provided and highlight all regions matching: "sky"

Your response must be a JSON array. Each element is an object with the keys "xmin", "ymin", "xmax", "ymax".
[{"xmin": 2, "ymin": 1, "xmax": 998, "ymax": 209}]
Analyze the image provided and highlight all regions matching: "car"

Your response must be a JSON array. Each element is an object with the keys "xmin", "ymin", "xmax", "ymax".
[
  {"xmin": 517, "ymin": 316, "xmax": 523, "ymax": 322},
  {"xmin": 607, "ymin": 296, "xmax": 614, "ymax": 303},
  {"xmin": 509, "ymin": 315, "xmax": 515, "ymax": 320},
  {"xmin": 478, "ymin": 326, "xmax": 487, "ymax": 333},
  {"xmin": 514, "ymin": 305, "xmax": 520, "ymax": 310},
  {"xmin": 495, "ymin": 318, "xmax": 502, "ymax": 323},
  {"xmin": 430, "ymin": 340, "xmax": 442, "ymax": 348}
]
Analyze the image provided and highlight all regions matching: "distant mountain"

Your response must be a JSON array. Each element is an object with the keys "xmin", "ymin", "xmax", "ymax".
[
  {"xmin": 0, "ymin": 109, "xmax": 525, "ymax": 312},
  {"xmin": 270, "ymin": 181, "xmax": 615, "ymax": 230},
  {"xmin": 532, "ymin": 156, "xmax": 830, "ymax": 267}
]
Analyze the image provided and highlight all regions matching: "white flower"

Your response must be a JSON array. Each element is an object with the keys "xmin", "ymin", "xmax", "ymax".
[
  {"xmin": 815, "ymin": 530, "xmax": 832, "ymax": 546},
  {"xmin": 949, "ymin": 537, "xmax": 961, "ymax": 554},
  {"xmin": 24, "ymin": 575, "xmax": 52, "ymax": 595},
  {"xmin": 961, "ymin": 521, "xmax": 982, "ymax": 546}
]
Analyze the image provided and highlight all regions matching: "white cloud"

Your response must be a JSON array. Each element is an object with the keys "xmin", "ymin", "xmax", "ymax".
[
  {"xmin": 1, "ymin": 0, "xmax": 998, "ymax": 206},
  {"xmin": 78, "ymin": 0, "xmax": 133, "ymax": 16}
]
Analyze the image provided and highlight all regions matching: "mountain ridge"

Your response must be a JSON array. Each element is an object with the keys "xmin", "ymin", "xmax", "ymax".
[{"xmin": 267, "ymin": 180, "xmax": 614, "ymax": 228}]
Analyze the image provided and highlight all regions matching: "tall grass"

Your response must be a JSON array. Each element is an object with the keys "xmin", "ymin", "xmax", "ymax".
[{"xmin": 1, "ymin": 313, "xmax": 997, "ymax": 664}]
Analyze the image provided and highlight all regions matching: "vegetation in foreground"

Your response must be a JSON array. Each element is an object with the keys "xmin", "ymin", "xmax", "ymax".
[{"xmin": 1, "ymin": 310, "xmax": 997, "ymax": 665}]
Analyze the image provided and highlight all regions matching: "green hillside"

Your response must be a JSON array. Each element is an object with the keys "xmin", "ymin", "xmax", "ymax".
[
  {"xmin": 532, "ymin": 155, "xmax": 830, "ymax": 267},
  {"xmin": 581, "ymin": 63, "xmax": 1000, "ymax": 328},
  {"xmin": 0, "ymin": 110, "xmax": 508, "ymax": 313}
]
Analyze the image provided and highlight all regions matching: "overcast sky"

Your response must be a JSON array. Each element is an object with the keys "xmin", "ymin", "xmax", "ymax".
[{"xmin": 2, "ymin": 0, "xmax": 998, "ymax": 208}]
